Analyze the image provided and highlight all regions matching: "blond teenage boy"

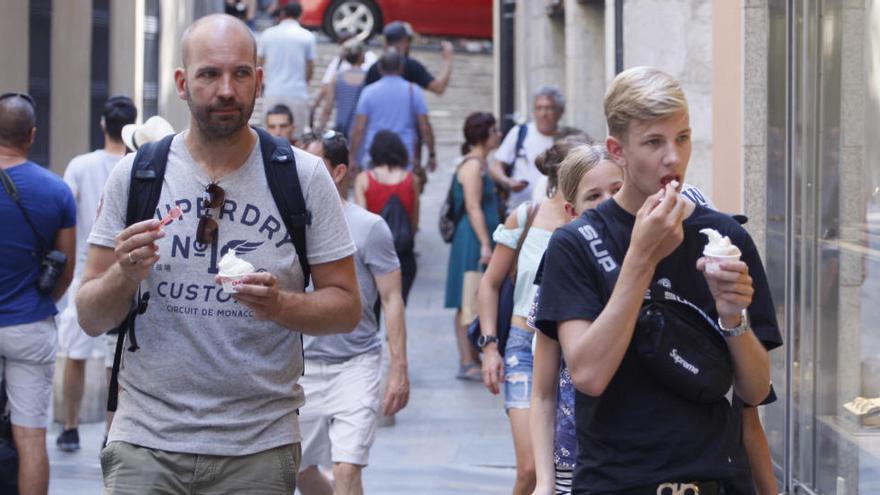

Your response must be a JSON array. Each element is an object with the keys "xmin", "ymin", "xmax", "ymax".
[{"xmin": 534, "ymin": 67, "xmax": 782, "ymax": 493}]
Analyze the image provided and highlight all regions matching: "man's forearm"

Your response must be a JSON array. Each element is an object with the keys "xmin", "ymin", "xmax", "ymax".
[
  {"xmin": 349, "ymin": 129, "xmax": 364, "ymax": 166},
  {"xmin": 428, "ymin": 62, "xmax": 452, "ymax": 95},
  {"xmin": 383, "ymin": 294, "xmax": 407, "ymax": 368},
  {"xmin": 422, "ymin": 120, "xmax": 435, "ymax": 159},
  {"xmin": 51, "ymin": 262, "xmax": 75, "ymax": 302},
  {"xmin": 274, "ymin": 286, "xmax": 361, "ymax": 336},
  {"xmin": 76, "ymin": 263, "xmax": 139, "ymax": 336},
  {"xmin": 488, "ymin": 160, "xmax": 510, "ymax": 188}
]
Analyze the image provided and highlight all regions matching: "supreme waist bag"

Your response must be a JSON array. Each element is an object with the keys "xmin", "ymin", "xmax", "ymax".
[{"xmin": 634, "ymin": 285, "xmax": 734, "ymax": 403}]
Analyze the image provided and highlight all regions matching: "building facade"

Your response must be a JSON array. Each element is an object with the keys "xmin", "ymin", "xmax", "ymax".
[
  {"xmin": 498, "ymin": 0, "xmax": 880, "ymax": 492},
  {"xmin": 0, "ymin": 0, "xmax": 213, "ymax": 174}
]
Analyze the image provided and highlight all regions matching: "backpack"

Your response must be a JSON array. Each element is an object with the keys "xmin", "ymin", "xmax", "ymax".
[
  {"xmin": 503, "ymin": 123, "xmax": 529, "ymax": 177},
  {"xmin": 439, "ymin": 174, "xmax": 465, "ymax": 243},
  {"xmin": 380, "ymin": 194, "xmax": 415, "ymax": 255},
  {"xmin": 107, "ymin": 127, "xmax": 312, "ymax": 411},
  {"xmin": 495, "ymin": 124, "xmax": 529, "ymax": 219}
]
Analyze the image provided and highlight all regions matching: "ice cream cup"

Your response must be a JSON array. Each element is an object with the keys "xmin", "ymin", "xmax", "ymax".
[
  {"xmin": 703, "ymin": 252, "xmax": 741, "ymax": 274},
  {"xmin": 220, "ymin": 274, "xmax": 248, "ymax": 293}
]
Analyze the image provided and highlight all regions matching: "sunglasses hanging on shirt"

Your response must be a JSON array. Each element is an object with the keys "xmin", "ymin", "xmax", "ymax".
[{"xmin": 196, "ymin": 182, "xmax": 225, "ymax": 245}]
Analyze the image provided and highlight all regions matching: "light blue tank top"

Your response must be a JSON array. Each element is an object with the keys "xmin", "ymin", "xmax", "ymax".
[{"xmin": 492, "ymin": 202, "xmax": 553, "ymax": 318}]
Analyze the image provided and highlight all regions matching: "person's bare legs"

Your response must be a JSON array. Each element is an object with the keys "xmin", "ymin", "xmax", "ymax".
[
  {"xmin": 332, "ymin": 462, "xmax": 364, "ymax": 495},
  {"xmin": 454, "ymin": 310, "xmax": 478, "ymax": 366},
  {"xmin": 61, "ymin": 358, "xmax": 86, "ymax": 430},
  {"xmin": 12, "ymin": 424, "xmax": 49, "ymax": 495},
  {"xmin": 508, "ymin": 408, "xmax": 536, "ymax": 495},
  {"xmin": 297, "ymin": 465, "xmax": 334, "ymax": 495}
]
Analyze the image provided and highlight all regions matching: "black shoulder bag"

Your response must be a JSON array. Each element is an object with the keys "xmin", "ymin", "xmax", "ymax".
[{"xmin": 582, "ymin": 208, "xmax": 734, "ymax": 403}]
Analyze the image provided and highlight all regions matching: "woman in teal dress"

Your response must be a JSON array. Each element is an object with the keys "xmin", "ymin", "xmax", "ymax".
[{"xmin": 445, "ymin": 112, "xmax": 501, "ymax": 380}]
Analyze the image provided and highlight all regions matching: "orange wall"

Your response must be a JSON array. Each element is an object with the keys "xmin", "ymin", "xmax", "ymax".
[{"xmin": 711, "ymin": 0, "xmax": 743, "ymax": 213}]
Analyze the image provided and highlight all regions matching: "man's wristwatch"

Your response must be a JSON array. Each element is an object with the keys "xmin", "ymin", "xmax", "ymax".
[
  {"xmin": 718, "ymin": 309, "xmax": 751, "ymax": 338},
  {"xmin": 477, "ymin": 334, "xmax": 498, "ymax": 349}
]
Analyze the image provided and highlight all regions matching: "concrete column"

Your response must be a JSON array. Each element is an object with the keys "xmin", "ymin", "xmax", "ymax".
[
  {"xmin": 604, "ymin": 0, "xmax": 616, "ymax": 86},
  {"xmin": 742, "ymin": 0, "xmax": 769, "ymax": 253},
  {"xmin": 623, "ymin": 0, "xmax": 714, "ymax": 198},
  {"xmin": 564, "ymin": 0, "xmax": 606, "ymax": 140},
  {"xmin": 0, "ymin": 1, "xmax": 30, "ymax": 92},
  {"xmin": 110, "ymin": 0, "xmax": 140, "ymax": 101},
  {"xmin": 515, "ymin": 0, "xmax": 565, "ymax": 121},
  {"xmin": 159, "ymin": 0, "xmax": 193, "ymax": 131},
  {"xmin": 50, "ymin": 0, "xmax": 92, "ymax": 174}
]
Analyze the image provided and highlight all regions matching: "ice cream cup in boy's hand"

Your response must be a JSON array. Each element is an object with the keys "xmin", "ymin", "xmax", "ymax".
[
  {"xmin": 700, "ymin": 228, "xmax": 742, "ymax": 274},
  {"xmin": 217, "ymin": 250, "xmax": 255, "ymax": 293}
]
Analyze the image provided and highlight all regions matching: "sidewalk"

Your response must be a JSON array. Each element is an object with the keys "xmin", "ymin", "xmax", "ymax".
[{"xmin": 361, "ymin": 158, "xmax": 516, "ymax": 493}]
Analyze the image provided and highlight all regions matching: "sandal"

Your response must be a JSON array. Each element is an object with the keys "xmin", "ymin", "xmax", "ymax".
[{"xmin": 456, "ymin": 362, "xmax": 482, "ymax": 382}]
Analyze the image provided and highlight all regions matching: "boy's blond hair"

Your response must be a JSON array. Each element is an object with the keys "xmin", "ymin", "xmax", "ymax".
[
  {"xmin": 603, "ymin": 66, "xmax": 688, "ymax": 139},
  {"xmin": 557, "ymin": 144, "xmax": 616, "ymax": 204}
]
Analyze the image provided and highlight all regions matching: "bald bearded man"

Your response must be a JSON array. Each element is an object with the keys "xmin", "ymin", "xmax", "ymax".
[{"xmin": 75, "ymin": 14, "xmax": 361, "ymax": 494}]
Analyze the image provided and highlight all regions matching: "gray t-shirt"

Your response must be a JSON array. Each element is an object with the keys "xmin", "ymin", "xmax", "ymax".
[
  {"xmin": 88, "ymin": 132, "xmax": 355, "ymax": 455},
  {"xmin": 303, "ymin": 202, "xmax": 399, "ymax": 362}
]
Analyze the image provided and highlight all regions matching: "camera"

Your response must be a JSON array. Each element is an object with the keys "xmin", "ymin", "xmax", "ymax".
[{"xmin": 36, "ymin": 249, "xmax": 67, "ymax": 295}]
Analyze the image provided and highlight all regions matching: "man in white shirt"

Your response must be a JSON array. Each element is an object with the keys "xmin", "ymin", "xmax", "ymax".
[
  {"xmin": 490, "ymin": 85, "xmax": 564, "ymax": 213},
  {"xmin": 258, "ymin": 3, "xmax": 315, "ymax": 140},
  {"xmin": 55, "ymin": 95, "xmax": 136, "ymax": 453}
]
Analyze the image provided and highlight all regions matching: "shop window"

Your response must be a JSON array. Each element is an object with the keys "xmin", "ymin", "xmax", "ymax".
[{"xmin": 766, "ymin": 0, "xmax": 880, "ymax": 492}]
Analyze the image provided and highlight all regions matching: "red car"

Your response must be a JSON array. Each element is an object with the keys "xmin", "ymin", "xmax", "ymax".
[{"xmin": 298, "ymin": 0, "xmax": 493, "ymax": 41}]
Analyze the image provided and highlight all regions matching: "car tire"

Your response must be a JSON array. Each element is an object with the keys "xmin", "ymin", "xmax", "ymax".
[{"xmin": 323, "ymin": 0, "xmax": 382, "ymax": 42}]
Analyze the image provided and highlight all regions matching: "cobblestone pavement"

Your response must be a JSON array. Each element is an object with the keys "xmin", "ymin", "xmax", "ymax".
[{"xmin": 46, "ymin": 37, "xmax": 516, "ymax": 494}]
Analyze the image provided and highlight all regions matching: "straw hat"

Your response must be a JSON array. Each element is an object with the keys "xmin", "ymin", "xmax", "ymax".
[{"xmin": 121, "ymin": 116, "xmax": 175, "ymax": 151}]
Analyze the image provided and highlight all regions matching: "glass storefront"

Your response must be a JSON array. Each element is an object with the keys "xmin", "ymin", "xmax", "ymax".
[{"xmin": 764, "ymin": 1, "xmax": 880, "ymax": 493}]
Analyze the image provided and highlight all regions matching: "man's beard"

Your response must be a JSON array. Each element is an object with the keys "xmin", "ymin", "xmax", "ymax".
[{"xmin": 186, "ymin": 90, "xmax": 255, "ymax": 141}]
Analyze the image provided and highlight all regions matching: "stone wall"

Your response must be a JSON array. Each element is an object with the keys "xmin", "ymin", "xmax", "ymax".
[
  {"xmin": 623, "ymin": 0, "xmax": 714, "ymax": 196},
  {"xmin": 512, "ymin": 0, "xmax": 715, "ymax": 195}
]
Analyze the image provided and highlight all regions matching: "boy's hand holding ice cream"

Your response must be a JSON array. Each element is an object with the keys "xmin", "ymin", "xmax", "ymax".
[
  {"xmin": 698, "ymin": 228, "xmax": 754, "ymax": 325},
  {"xmin": 700, "ymin": 228, "xmax": 742, "ymax": 274}
]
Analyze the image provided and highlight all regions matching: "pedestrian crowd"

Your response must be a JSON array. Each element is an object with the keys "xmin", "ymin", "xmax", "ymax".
[{"xmin": 0, "ymin": 6, "xmax": 781, "ymax": 495}]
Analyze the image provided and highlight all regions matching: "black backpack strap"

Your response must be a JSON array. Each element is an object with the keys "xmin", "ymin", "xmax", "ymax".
[
  {"xmin": 107, "ymin": 134, "xmax": 173, "ymax": 412},
  {"xmin": 126, "ymin": 134, "xmax": 174, "ymax": 226},
  {"xmin": 254, "ymin": 127, "xmax": 311, "ymax": 290},
  {"xmin": 505, "ymin": 124, "xmax": 528, "ymax": 177}
]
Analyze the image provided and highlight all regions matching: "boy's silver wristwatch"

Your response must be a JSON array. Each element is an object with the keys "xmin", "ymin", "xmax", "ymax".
[{"xmin": 718, "ymin": 309, "xmax": 751, "ymax": 337}]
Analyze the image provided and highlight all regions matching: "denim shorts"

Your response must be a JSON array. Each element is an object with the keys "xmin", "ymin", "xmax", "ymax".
[{"xmin": 503, "ymin": 325, "xmax": 534, "ymax": 411}]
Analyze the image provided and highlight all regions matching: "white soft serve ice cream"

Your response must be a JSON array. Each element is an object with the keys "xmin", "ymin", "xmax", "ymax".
[
  {"xmin": 218, "ymin": 250, "xmax": 255, "ymax": 277},
  {"xmin": 700, "ymin": 228, "xmax": 742, "ymax": 258}
]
